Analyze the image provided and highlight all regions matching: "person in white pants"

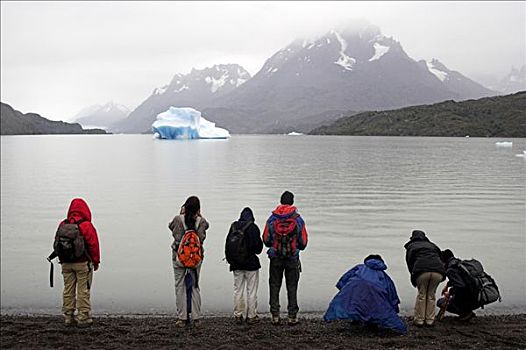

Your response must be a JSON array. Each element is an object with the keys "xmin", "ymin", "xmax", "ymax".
[{"xmin": 225, "ymin": 207, "xmax": 263, "ymax": 324}]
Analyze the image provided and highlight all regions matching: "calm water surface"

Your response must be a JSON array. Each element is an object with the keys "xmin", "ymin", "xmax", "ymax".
[{"xmin": 1, "ymin": 135, "xmax": 525, "ymax": 315}]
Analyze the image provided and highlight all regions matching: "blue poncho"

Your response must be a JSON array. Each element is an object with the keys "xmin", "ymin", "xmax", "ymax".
[{"xmin": 324, "ymin": 259, "xmax": 407, "ymax": 334}]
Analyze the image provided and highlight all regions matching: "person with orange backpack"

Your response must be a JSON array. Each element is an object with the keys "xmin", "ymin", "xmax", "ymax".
[
  {"xmin": 169, "ymin": 196, "xmax": 209, "ymax": 328},
  {"xmin": 262, "ymin": 191, "xmax": 308, "ymax": 325},
  {"xmin": 48, "ymin": 198, "xmax": 100, "ymax": 328}
]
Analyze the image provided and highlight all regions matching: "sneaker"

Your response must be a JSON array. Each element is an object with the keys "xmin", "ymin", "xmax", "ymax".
[
  {"xmin": 77, "ymin": 319, "xmax": 93, "ymax": 328},
  {"xmin": 288, "ymin": 315, "xmax": 298, "ymax": 326},
  {"xmin": 413, "ymin": 320, "xmax": 424, "ymax": 327},
  {"xmin": 246, "ymin": 316, "xmax": 260, "ymax": 325},
  {"xmin": 175, "ymin": 319, "xmax": 187, "ymax": 328},
  {"xmin": 234, "ymin": 315, "xmax": 244, "ymax": 325},
  {"xmin": 425, "ymin": 321, "xmax": 435, "ymax": 327},
  {"xmin": 271, "ymin": 315, "xmax": 281, "ymax": 325}
]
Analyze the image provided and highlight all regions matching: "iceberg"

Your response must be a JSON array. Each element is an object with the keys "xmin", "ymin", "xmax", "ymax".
[
  {"xmin": 287, "ymin": 131, "xmax": 304, "ymax": 136},
  {"xmin": 495, "ymin": 141, "xmax": 512, "ymax": 147},
  {"xmin": 152, "ymin": 107, "xmax": 230, "ymax": 139}
]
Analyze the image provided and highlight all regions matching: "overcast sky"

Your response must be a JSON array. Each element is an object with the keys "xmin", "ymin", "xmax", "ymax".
[{"xmin": 1, "ymin": 1, "xmax": 525, "ymax": 121}]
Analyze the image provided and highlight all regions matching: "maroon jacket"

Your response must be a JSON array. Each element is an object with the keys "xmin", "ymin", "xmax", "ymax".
[{"xmin": 58, "ymin": 198, "xmax": 100, "ymax": 265}]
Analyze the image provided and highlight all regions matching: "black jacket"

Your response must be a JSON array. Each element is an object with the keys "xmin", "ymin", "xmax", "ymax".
[
  {"xmin": 444, "ymin": 257, "xmax": 479, "ymax": 312},
  {"xmin": 227, "ymin": 208, "xmax": 263, "ymax": 272},
  {"xmin": 404, "ymin": 231, "xmax": 446, "ymax": 286}
]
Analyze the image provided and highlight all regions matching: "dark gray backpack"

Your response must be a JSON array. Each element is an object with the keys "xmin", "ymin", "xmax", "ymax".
[
  {"xmin": 458, "ymin": 259, "xmax": 501, "ymax": 308},
  {"xmin": 50, "ymin": 219, "xmax": 86, "ymax": 263}
]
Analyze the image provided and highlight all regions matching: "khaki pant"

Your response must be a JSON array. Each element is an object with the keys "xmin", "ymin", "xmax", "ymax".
[
  {"xmin": 233, "ymin": 270, "xmax": 259, "ymax": 319},
  {"xmin": 414, "ymin": 272, "xmax": 443, "ymax": 324},
  {"xmin": 62, "ymin": 262, "xmax": 93, "ymax": 322}
]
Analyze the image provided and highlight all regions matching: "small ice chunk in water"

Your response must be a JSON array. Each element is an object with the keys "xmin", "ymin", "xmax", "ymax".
[
  {"xmin": 152, "ymin": 107, "xmax": 230, "ymax": 139},
  {"xmin": 287, "ymin": 131, "xmax": 304, "ymax": 136},
  {"xmin": 495, "ymin": 141, "xmax": 513, "ymax": 147}
]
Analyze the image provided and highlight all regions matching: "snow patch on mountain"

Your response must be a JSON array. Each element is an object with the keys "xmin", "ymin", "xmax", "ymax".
[
  {"xmin": 205, "ymin": 75, "xmax": 228, "ymax": 93},
  {"xmin": 426, "ymin": 61, "xmax": 448, "ymax": 82},
  {"xmin": 369, "ymin": 42, "xmax": 390, "ymax": 61},
  {"xmin": 333, "ymin": 31, "xmax": 356, "ymax": 71}
]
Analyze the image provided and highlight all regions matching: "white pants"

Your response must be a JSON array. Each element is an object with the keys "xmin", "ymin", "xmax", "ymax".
[{"xmin": 233, "ymin": 270, "xmax": 259, "ymax": 319}]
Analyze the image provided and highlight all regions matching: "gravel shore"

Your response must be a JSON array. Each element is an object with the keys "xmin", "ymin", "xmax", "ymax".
[{"xmin": 1, "ymin": 314, "xmax": 525, "ymax": 349}]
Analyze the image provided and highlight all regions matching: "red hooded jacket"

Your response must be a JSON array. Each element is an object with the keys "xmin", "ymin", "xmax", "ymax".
[{"xmin": 59, "ymin": 198, "xmax": 100, "ymax": 265}]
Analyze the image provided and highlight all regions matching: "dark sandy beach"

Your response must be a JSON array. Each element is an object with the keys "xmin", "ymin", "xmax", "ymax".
[{"xmin": 1, "ymin": 314, "xmax": 525, "ymax": 349}]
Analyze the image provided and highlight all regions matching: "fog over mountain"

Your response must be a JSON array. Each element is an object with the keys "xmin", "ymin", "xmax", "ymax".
[
  {"xmin": 116, "ymin": 23, "xmax": 495, "ymax": 134},
  {"xmin": 1, "ymin": 2, "xmax": 523, "ymax": 124},
  {"xmin": 75, "ymin": 101, "xmax": 129, "ymax": 129}
]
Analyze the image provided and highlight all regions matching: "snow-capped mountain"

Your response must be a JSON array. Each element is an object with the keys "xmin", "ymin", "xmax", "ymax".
[
  {"xmin": 495, "ymin": 66, "xmax": 526, "ymax": 94},
  {"xmin": 420, "ymin": 59, "xmax": 494, "ymax": 99},
  {"xmin": 203, "ymin": 24, "xmax": 494, "ymax": 133},
  {"xmin": 75, "ymin": 101, "xmax": 130, "ymax": 129},
  {"xmin": 112, "ymin": 64, "xmax": 250, "ymax": 133},
  {"xmin": 117, "ymin": 22, "xmax": 495, "ymax": 134}
]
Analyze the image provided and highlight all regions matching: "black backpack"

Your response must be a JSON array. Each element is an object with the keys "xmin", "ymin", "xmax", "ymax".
[
  {"xmin": 225, "ymin": 221, "xmax": 253, "ymax": 266},
  {"xmin": 49, "ymin": 219, "xmax": 86, "ymax": 263},
  {"xmin": 458, "ymin": 258, "xmax": 501, "ymax": 308}
]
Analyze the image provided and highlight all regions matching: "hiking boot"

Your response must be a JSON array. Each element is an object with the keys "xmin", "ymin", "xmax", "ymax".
[
  {"xmin": 458, "ymin": 312, "xmax": 476, "ymax": 322},
  {"xmin": 64, "ymin": 315, "xmax": 76, "ymax": 327},
  {"xmin": 425, "ymin": 321, "xmax": 435, "ymax": 327},
  {"xmin": 234, "ymin": 315, "xmax": 244, "ymax": 325},
  {"xmin": 175, "ymin": 319, "xmax": 187, "ymax": 328},
  {"xmin": 288, "ymin": 315, "xmax": 299, "ymax": 326},
  {"xmin": 246, "ymin": 316, "xmax": 260, "ymax": 325},
  {"xmin": 77, "ymin": 319, "xmax": 93, "ymax": 328},
  {"xmin": 271, "ymin": 315, "xmax": 281, "ymax": 325}
]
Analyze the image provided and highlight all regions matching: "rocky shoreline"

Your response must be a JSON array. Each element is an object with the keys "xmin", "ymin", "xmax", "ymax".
[{"xmin": 1, "ymin": 314, "xmax": 525, "ymax": 349}]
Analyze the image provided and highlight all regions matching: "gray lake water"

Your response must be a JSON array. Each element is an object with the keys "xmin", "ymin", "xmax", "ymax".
[{"xmin": 1, "ymin": 135, "xmax": 525, "ymax": 315}]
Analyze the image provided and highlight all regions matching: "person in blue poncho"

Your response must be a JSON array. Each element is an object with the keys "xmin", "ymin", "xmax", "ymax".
[{"xmin": 324, "ymin": 254, "xmax": 407, "ymax": 334}]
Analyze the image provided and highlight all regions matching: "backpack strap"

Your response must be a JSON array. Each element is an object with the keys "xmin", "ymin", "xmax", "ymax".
[{"xmin": 239, "ymin": 221, "xmax": 253, "ymax": 234}]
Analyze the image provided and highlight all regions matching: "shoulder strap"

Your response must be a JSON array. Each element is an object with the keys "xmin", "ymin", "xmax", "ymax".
[{"xmin": 240, "ymin": 221, "xmax": 252, "ymax": 233}]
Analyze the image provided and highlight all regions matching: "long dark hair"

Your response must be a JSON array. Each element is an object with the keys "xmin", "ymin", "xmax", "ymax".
[{"xmin": 183, "ymin": 196, "xmax": 200, "ymax": 230}]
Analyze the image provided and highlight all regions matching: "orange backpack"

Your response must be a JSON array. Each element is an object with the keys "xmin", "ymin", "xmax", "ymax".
[{"xmin": 177, "ymin": 216, "xmax": 203, "ymax": 269}]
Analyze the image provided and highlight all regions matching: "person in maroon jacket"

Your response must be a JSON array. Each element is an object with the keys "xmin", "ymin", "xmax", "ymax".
[{"xmin": 58, "ymin": 198, "xmax": 100, "ymax": 327}]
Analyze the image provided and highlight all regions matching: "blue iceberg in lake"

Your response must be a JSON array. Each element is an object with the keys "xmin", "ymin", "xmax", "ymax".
[{"xmin": 152, "ymin": 107, "xmax": 230, "ymax": 139}]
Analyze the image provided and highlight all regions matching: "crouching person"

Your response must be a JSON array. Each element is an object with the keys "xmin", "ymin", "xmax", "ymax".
[
  {"xmin": 324, "ymin": 254, "xmax": 407, "ymax": 334},
  {"xmin": 49, "ymin": 198, "xmax": 100, "ymax": 327},
  {"xmin": 225, "ymin": 207, "xmax": 263, "ymax": 324},
  {"xmin": 437, "ymin": 249, "xmax": 501, "ymax": 322}
]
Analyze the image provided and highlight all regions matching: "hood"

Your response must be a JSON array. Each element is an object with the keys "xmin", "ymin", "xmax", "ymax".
[
  {"xmin": 272, "ymin": 204, "xmax": 297, "ymax": 217},
  {"xmin": 364, "ymin": 258, "xmax": 387, "ymax": 271},
  {"xmin": 67, "ymin": 198, "xmax": 92, "ymax": 222},
  {"xmin": 404, "ymin": 229, "xmax": 429, "ymax": 248},
  {"xmin": 239, "ymin": 207, "xmax": 255, "ymax": 222}
]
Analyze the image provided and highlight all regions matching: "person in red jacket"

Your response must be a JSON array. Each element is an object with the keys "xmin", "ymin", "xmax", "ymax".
[{"xmin": 57, "ymin": 198, "xmax": 100, "ymax": 327}]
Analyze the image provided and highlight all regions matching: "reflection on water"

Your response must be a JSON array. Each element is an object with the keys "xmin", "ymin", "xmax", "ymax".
[{"xmin": 1, "ymin": 135, "xmax": 525, "ymax": 315}]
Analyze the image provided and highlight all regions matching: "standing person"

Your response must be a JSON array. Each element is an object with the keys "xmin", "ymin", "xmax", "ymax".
[
  {"xmin": 49, "ymin": 198, "xmax": 100, "ymax": 328},
  {"xmin": 404, "ymin": 230, "xmax": 446, "ymax": 327},
  {"xmin": 169, "ymin": 196, "xmax": 209, "ymax": 328},
  {"xmin": 324, "ymin": 254, "xmax": 407, "ymax": 334},
  {"xmin": 262, "ymin": 191, "xmax": 308, "ymax": 325},
  {"xmin": 225, "ymin": 207, "xmax": 263, "ymax": 325}
]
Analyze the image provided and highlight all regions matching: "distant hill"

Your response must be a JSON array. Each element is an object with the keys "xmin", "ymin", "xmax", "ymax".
[
  {"xmin": 310, "ymin": 91, "xmax": 526, "ymax": 137},
  {"xmin": 75, "ymin": 101, "xmax": 129, "ymax": 129},
  {"xmin": 1, "ymin": 102, "xmax": 107, "ymax": 135}
]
